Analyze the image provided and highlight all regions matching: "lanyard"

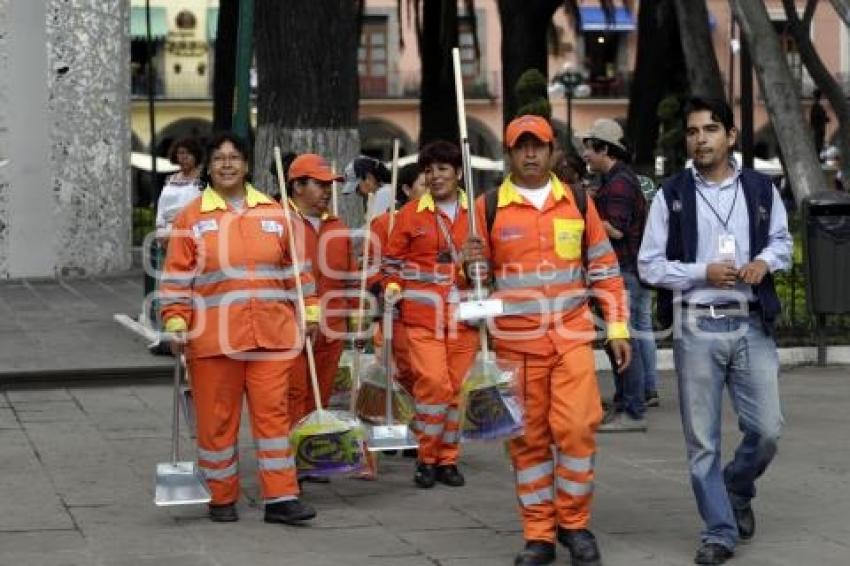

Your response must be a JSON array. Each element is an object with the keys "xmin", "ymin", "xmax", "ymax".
[
  {"xmin": 435, "ymin": 210, "xmax": 461, "ymax": 265},
  {"xmin": 695, "ymin": 178, "xmax": 739, "ymax": 231}
]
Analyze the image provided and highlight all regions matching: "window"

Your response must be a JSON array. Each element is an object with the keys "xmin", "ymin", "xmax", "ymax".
[
  {"xmin": 359, "ymin": 17, "xmax": 389, "ymax": 97},
  {"xmin": 772, "ymin": 19, "xmax": 804, "ymax": 89},
  {"xmin": 458, "ymin": 18, "xmax": 479, "ymax": 82}
]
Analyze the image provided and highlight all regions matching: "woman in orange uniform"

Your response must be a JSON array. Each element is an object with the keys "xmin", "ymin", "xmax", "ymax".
[
  {"xmin": 383, "ymin": 141, "xmax": 479, "ymax": 488},
  {"xmin": 160, "ymin": 133, "xmax": 319, "ymax": 524}
]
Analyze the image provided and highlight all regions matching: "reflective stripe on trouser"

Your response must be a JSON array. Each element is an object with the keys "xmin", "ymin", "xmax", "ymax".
[
  {"xmin": 406, "ymin": 325, "xmax": 478, "ymax": 465},
  {"xmin": 501, "ymin": 344, "xmax": 602, "ymax": 543},
  {"xmin": 288, "ymin": 333, "xmax": 345, "ymax": 424},
  {"xmin": 189, "ymin": 354, "xmax": 299, "ymax": 504}
]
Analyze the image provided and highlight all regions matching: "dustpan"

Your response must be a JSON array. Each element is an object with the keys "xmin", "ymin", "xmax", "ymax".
[
  {"xmin": 363, "ymin": 307, "xmax": 418, "ymax": 452},
  {"xmin": 155, "ymin": 355, "xmax": 211, "ymax": 506}
]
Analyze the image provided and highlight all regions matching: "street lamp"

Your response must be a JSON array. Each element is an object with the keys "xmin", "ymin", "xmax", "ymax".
[{"xmin": 549, "ymin": 64, "xmax": 590, "ymax": 144}]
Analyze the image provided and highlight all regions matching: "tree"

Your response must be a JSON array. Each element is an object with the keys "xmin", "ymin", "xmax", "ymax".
[
  {"xmin": 253, "ymin": 1, "xmax": 362, "ymax": 225},
  {"xmin": 212, "ymin": 0, "xmax": 239, "ymax": 132},
  {"xmin": 729, "ymin": 0, "xmax": 826, "ymax": 201},
  {"xmin": 672, "ymin": 0, "xmax": 725, "ymax": 100},
  {"xmin": 782, "ymin": 0, "xmax": 850, "ymax": 184},
  {"xmin": 418, "ymin": 0, "xmax": 460, "ymax": 145}
]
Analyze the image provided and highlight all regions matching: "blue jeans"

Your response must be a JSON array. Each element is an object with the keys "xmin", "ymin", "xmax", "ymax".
[
  {"xmin": 673, "ymin": 312, "xmax": 783, "ymax": 550},
  {"xmin": 630, "ymin": 276, "xmax": 659, "ymax": 394},
  {"xmin": 607, "ymin": 270, "xmax": 646, "ymax": 419}
]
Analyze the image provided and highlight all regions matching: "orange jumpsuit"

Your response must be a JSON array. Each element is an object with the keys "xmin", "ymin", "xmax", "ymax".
[
  {"xmin": 383, "ymin": 192, "xmax": 479, "ymax": 466},
  {"xmin": 160, "ymin": 185, "xmax": 319, "ymax": 505},
  {"xmin": 287, "ymin": 205, "xmax": 356, "ymax": 425},
  {"xmin": 472, "ymin": 175, "xmax": 629, "ymax": 543},
  {"xmin": 367, "ymin": 211, "xmax": 414, "ymax": 394}
]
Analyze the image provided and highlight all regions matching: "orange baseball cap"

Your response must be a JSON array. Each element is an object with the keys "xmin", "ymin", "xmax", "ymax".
[
  {"xmin": 504, "ymin": 115, "xmax": 555, "ymax": 148},
  {"xmin": 288, "ymin": 153, "xmax": 343, "ymax": 182}
]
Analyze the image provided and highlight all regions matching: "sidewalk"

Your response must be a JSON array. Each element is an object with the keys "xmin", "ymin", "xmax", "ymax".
[
  {"xmin": 1, "ymin": 366, "xmax": 848, "ymax": 565},
  {"xmin": 2, "ymin": 271, "xmax": 849, "ymax": 384}
]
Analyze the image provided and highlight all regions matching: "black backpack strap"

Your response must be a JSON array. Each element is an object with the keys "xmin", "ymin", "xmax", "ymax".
[{"xmin": 484, "ymin": 188, "xmax": 499, "ymax": 241}]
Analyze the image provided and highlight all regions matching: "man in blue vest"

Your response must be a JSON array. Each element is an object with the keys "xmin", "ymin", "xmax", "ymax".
[{"xmin": 638, "ymin": 97, "xmax": 792, "ymax": 565}]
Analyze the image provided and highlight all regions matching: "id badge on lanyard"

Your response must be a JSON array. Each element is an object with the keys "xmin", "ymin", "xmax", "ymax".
[{"xmin": 718, "ymin": 234, "xmax": 736, "ymax": 263}]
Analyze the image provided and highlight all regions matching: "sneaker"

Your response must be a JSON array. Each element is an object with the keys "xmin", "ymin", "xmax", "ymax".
[
  {"xmin": 600, "ymin": 405, "xmax": 620, "ymax": 425},
  {"xmin": 208, "ymin": 503, "xmax": 238, "ymax": 522},
  {"xmin": 556, "ymin": 528, "xmax": 601, "ymax": 566},
  {"xmin": 514, "ymin": 540, "xmax": 555, "ymax": 565},
  {"xmin": 414, "ymin": 461, "xmax": 437, "ymax": 488},
  {"xmin": 645, "ymin": 390, "xmax": 660, "ymax": 408},
  {"xmin": 694, "ymin": 542, "xmax": 733, "ymax": 564},
  {"xmin": 264, "ymin": 499, "xmax": 316, "ymax": 524},
  {"xmin": 435, "ymin": 464, "xmax": 465, "ymax": 487},
  {"xmin": 598, "ymin": 412, "xmax": 647, "ymax": 433}
]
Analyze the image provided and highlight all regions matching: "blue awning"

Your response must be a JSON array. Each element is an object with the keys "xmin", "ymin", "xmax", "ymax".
[
  {"xmin": 130, "ymin": 7, "xmax": 168, "ymax": 40},
  {"xmin": 580, "ymin": 7, "xmax": 636, "ymax": 32},
  {"xmin": 207, "ymin": 8, "xmax": 219, "ymax": 41}
]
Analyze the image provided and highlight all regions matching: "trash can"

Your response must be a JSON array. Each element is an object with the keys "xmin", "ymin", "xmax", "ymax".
[{"xmin": 802, "ymin": 191, "xmax": 850, "ymax": 315}]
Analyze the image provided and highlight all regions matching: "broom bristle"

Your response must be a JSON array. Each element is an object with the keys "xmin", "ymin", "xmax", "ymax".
[{"xmin": 462, "ymin": 385, "xmax": 523, "ymax": 441}]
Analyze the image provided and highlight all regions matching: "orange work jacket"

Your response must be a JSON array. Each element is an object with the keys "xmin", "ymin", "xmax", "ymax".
[
  {"xmin": 383, "ymin": 191, "xmax": 472, "ymax": 333},
  {"xmin": 472, "ymin": 174, "xmax": 629, "ymax": 356},
  {"xmin": 160, "ymin": 185, "xmax": 318, "ymax": 359}
]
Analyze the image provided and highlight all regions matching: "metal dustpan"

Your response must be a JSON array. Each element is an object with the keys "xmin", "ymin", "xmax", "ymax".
[
  {"xmin": 155, "ymin": 356, "xmax": 210, "ymax": 506},
  {"xmin": 366, "ymin": 308, "xmax": 417, "ymax": 452}
]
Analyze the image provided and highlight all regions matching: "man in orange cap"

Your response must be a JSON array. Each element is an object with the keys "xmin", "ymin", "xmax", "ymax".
[
  {"xmin": 285, "ymin": 154, "xmax": 357, "ymax": 426},
  {"xmin": 463, "ymin": 115, "xmax": 631, "ymax": 566}
]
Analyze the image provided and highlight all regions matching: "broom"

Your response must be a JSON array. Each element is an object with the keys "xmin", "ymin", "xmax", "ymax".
[
  {"xmin": 450, "ymin": 48, "xmax": 523, "ymax": 441},
  {"xmin": 354, "ymin": 139, "xmax": 405, "ymax": 421},
  {"xmin": 274, "ymin": 147, "xmax": 366, "ymax": 477}
]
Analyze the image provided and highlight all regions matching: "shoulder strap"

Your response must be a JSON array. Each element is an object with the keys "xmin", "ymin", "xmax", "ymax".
[
  {"xmin": 484, "ymin": 188, "xmax": 499, "ymax": 239},
  {"xmin": 569, "ymin": 183, "xmax": 587, "ymax": 219}
]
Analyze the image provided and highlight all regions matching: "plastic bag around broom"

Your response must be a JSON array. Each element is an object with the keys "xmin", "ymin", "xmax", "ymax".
[
  {"xmin": 354, "ymin": 358, "xmax": 415, "ymax": 425},
  {"xmin": 291, "ymin": 410, "xmax": 367, "ymax": 477},
  {"xmin": 327, "ymin": 350, "xmax": 356, "ymax": 410},
  {"xmin": 460, "ymin": 355, "xmax": 524, "ymax": 442}
]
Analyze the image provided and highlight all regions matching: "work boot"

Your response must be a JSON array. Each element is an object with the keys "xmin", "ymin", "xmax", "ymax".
[
  {"xmin": 413, "ymin": 461, "xmax": 436, "ymax": 488},
  {"xmin": 208, "ymin": 503, "xmax": 238, "ymax": 522},
  {"xmin": 598, "ymin": 412, "xmax": 647, "ymax": 433},
  {"xmin": 731, "ymin": 501, "xmax": 755, "ymax": 540},
  {"xmin": 514, "ymin": 540, "xmax": 555, "ymax": 565},
  {"xmin": 264, "ymin": 499, "xmax": 316, "ymax": 524},
  {"xmin": 557, "ymin": 528, "xmax": 601, "ymax": 566},
  {"xmin": 435, "ymin": 464, "xmax": 465, "ymax": 487},
  {"xmin": 694, "ymin": 542, "xmax": 733, "ymax": 565}
]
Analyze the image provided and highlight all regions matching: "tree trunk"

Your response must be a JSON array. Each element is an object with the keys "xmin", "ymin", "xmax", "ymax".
[
  {"xmin": 626, "ymin": 0, "xmax": 687, "ymax": 170},
  {"xmin": 419, "ymin": 0, "xmax": 460, "ymax": 146},
  {"xmin": 498, "ymin": 0, "xmax": 561, "ymax": 128},
  {"xmin": 783, "ymin": 0, "xmax": 850, "ymax": 184},
  {"xmin": 729, "ymin": 0, "xmax": 826, "ymax": 201},
  {"xmin": 253, "ymin": 0, "xmax": 362, "ymax": 226},
  {"xmin": 829, "ymin": 0, "xmax": 850, "ymax": 27},
  {"xmin": 212, "ymin": 0, "xmax": 238, "ymax": 132},
  {"xmin": 673, "ymin": 0, "xmax": 725, "ymax": 100}
]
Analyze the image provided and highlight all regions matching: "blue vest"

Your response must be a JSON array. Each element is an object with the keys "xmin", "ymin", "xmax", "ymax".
[{"xmin": 657, "ymin": 168, "xmax": 781, "ymax": 332}]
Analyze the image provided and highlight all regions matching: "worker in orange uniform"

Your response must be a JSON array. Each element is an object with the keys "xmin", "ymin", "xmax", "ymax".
[
  {"xmin": 160, "ymin": 132, "xmax": 319, "ymax": 525},
  {"xmin": 366, "ymin": 163, "xmax": 430, "ymax": 396},
  {"xmin": 462, "ymin": 116, "xmax": 632, "ymax": 566},
  {"xmin": 383, "ymin": 141, "xmax": 479, "ymax": 488},
  {"xmin": 284, "ymin": 153, "xmax": 356, "ymax": 425}
]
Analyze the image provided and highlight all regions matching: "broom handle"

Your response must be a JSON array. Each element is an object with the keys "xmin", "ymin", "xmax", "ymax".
[
  {"xmin": 331, "ymin": 159, "xmax": 339, "ymax": 217},
  {"xmin": 274, "ymin": 147, "xmax": 324, "ymax": 415},
  {"xmin": 452, "ymin": 47, "xmax": 490, "ymax": 361},
  {"xmin": 388, "ymin": 139, "xmax": 400, "ymax": 233},
  {"xmin": 171, "ymin": 355, "xmax": 182, "ymax": 464},
  {"xmin": 383, "ymin": 300, "xmax": 394, "ymax": 427}
]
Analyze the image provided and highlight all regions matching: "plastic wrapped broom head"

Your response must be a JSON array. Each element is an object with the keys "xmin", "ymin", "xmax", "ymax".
[
  {"xmin": 460, "ymin": 358, "xmax": 524, "ymax": 441},
  {"xmin": 292, "ymin": 410, "xmax": 366, "ymax": 476},
  {"xmin": 328, "ymin": 350, "xmax": 354, "ymax": 410},
  {"xmin": 354, "ymin": 360, "xmax": 415, "ymax": 425}
]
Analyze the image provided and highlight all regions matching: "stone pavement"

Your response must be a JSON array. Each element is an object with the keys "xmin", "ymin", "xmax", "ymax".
[{"xmin": 1, "ymin": 366, "xmax": 849, "ymax": 565}]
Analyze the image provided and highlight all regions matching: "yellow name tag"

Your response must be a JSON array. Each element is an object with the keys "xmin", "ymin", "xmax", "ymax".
[{"xmin": 553, "ymin": 218, "xmax": 584, "ymax": 260}]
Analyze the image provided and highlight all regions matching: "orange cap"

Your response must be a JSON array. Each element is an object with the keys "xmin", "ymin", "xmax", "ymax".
[
  {"xmin": 504, "ymin": 115, "xmax": 555, "ymax": 148},
  {"xmin": 288, "ymin": 153, "xmax": 343, "ymax": 182}
]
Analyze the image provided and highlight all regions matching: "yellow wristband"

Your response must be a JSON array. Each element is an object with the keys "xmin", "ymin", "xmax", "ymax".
[
  {"xmin": 304, "ymin": 304, "xmax": 321, "ymax": 324},
  {"xmin": 606, "ymin": 321, "xmax": 630, "ymax": 341},
  {"xmin": 386, "ymin": 282, "xmax": 402, "ymax": 294},
  {"xmin": 165, "ymin": 317, "xmax": 188, "ymax": 333}
]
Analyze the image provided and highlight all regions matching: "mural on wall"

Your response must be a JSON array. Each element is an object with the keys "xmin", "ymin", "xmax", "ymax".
[{"xmin": 45, "ymin": 0, "xmax": 131, "ymax": 276}]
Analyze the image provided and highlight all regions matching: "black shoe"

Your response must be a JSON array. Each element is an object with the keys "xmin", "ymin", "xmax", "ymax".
[
  {"xmin": 556, "ymin": 528, "xmax": 601, "ymax": 566},
  {"xmin": 435, "ymin": 464, "xmax": 465, "ymax": 487},
  {"xmin": 732, "ymin": 502, "xmax": 755, "ymax": 540},
  {"xmin": 514, "ymin": 540, "xmax": 555, "ymax": 565},
  {"xmin": 694, "ymin": 542, "xmax": 733, "ymax": 565},
  {"xmin": 414, "ymin": 462, "xmax": 436, "ymax": 488},
  {"xmin": 264, "ymin": 499, "xmax": 316, "ymax": 524},
  {"xmin": 208, "ymin": 503, "xmax": 238, "ymax": 522},
  {"xmin": 645, "ymin": 390, "xmax": 660, "ymax": 407},
  {"xmin": 298, "ymin": 474, "xmax": 331, "ymax": 484}
]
